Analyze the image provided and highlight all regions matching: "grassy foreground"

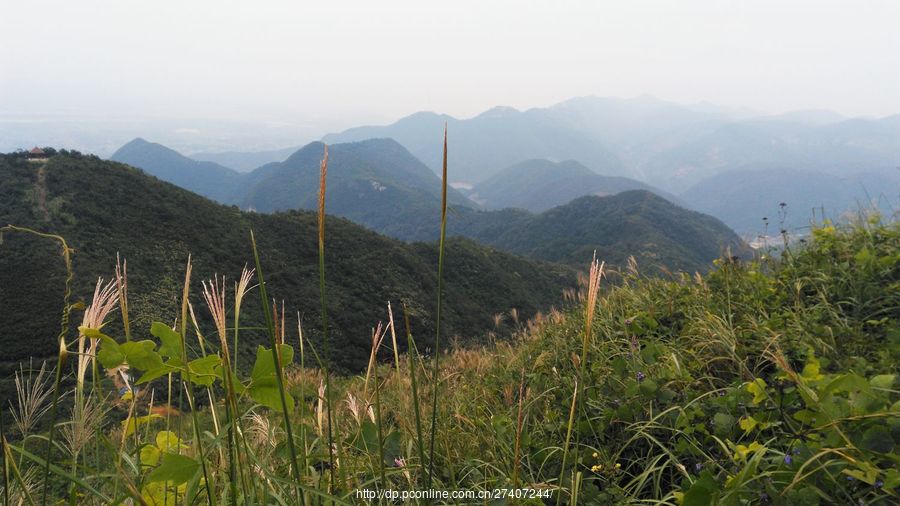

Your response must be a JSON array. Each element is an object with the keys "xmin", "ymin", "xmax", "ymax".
[{"xmin": 1, "ymin": 171, "xmax": 898, "ymax": 503}]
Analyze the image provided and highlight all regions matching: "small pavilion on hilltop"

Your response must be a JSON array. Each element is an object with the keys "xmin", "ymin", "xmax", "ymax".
[{"xmin": 27, "ymin": 147, "xmax": 48, "ymax": 162}]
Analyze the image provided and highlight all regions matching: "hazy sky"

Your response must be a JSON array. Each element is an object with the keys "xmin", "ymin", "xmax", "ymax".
[{"xmin": 2, "ymin": 0, "xmax": 899, "ymax": 128}]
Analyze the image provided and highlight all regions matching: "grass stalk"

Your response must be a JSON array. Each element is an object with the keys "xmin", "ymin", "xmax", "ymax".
[
  {"xmin": 555, "ymin": 378, "xmax": 579, "ymax": 506},
  {"xmin": 316, "ymin": 146, "xmax": 339, "ymax": 491},
  {"xmin": 177, "ymin": 257, "xmax": 216, "ymax": 506},
  {"xmin": 371, "ymin": 329, "xmax": 387, "ymax": 490},
  {"xmin": 387, "ymin": 302, "xmax": 401, "ymax": 375},
  {"xmin": 402, "ymin": 305, "xmax": 426, "ymax": 487},
  {"xmin": 1, "ymin": 408, "xmax": 9, "ymax": 506},
  {"xmin": 426, "ymin": 125, "xmax": 449, "ymax": 488},
  {"xmin": 0, "ymin": 227, "xmax": 77, "ymax": 506},
  {"xmin": 250, "ymin": 231, "xmax": 303, "ymax": 503}
]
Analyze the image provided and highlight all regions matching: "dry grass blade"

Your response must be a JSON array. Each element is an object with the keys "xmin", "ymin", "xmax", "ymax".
[
  {"xmin": 10, "ymin": 361, "xmax": 53, "ymax": 437},
  {"xmin": 318, "ymin": 145, "xmax": 329, "ymax": 245},
  {"xmin": 76, "ymin": 277, "xmax": 119, "ymax": 394},
  {"xmin": 202, "ymin": 275, "xmax": 229, "ymax": 350}
]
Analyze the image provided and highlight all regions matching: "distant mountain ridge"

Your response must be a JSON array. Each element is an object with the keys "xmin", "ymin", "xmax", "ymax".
[
  {"xmin": 469, "ymin": 158, "xmax": 684, "ymax": 212},
  {"xmin": 110, "ymin": 137, "xmax": 748, "ymax": 273},
  {"xmin": 191, "ymin": 145, "xmax": 301, "ymax": 172},
  {"xmin": 111, "ymin": 138, "xmax": 242, "ymax": 201},
  {"xmin": 682, "ymin": 167, "xmax": 900, "ymax": 234},
  {"xmin": 113, "ymin": 137, "xmax": 477, "ymax": 241},
  {"xmin": 322, "ymin": 95, "xmax": 900, "ymax": 195}
]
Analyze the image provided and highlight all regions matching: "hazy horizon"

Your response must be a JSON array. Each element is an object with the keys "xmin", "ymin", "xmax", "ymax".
[{"xmin": 2, "ymin": 0, "xmax": 899, "ymax": 155}]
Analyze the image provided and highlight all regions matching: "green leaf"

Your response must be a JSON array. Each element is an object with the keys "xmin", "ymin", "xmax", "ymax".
[
  {"xmin": 155, "ymin": 431, "xmax": 186, "ymax": 452},
  {"xmin": 248, "ymin": 384, "xmax": 295, "ymax": 413},
  {"xmin": 682, "ymin": 472, "xmax": 718, "ymax": 506},
  {"xmin": 739, "ymin": 416, "xmax": 758, "ymax": 433},
  {"xmin": 97, "ymin": 336, "xmax": 125, "ymax": 369},
  {"xmin": 135, "ymin": 363, "xmax": 178, "ymax": 385},
  {"xmin": 188, "ymin": 355, "xmax": 222, "ymax": 386},
  {"xmin": 870, "ymin": 374, "xmax": 896, "ymax": 389},
  {"xmin": 120, "ymin": 340, "xmax": 164, "ymax": 371},
  {"xmin": 860, "ymin": 426, "xmax": 894, "ymax": 453},
  {"xmin": 150, "ymin": 321, "xmax": 183, "ymax": 359},
  {"xmin": 746, "ymin": 378, "xmax": 768, "ymax": 405},
  {"xmin": 140, "ymin": 444, "xmax": 160, "ymax": 467},
  {"xmin": 250, "ymin": 344, "xmax": 294, "ymax": 383},
  {"xmin": 638, "ymin": 379, "xmax": 658, "ymax": 398},
  {"xmin": 713, "ymin": 413, "xmax": 735, "ymax": 435},
  {"xmin": 146, "ymin": 452, "xmax": 200, "ymax": 485},
  {"xmin": 800, "ymin": 354, "xmax": 824, "ymax": 381}
]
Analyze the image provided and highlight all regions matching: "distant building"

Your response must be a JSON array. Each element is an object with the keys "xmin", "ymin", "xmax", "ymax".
[{"xmin": 27, "ymin": 147, "xmax": 49, "ymax": 162}]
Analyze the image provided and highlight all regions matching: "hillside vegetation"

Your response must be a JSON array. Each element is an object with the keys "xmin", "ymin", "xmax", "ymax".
[
  {"xmin": 0, "ymin": 152, "xmax": 574, "ymax": 380},
  {"xmin": 1, "ymin": 190, "xmax": 896, "ymax": 504},
  {"xmin": 112, "ymin": 138, "xmax": 476, "ymax": 242},
  {"xmin": 111, "ymin": 139, "xmax": 748, "ymax": 271},
  {"xmin": 453, "ymin": 191, "xmax": 752, "ymax": 271}
]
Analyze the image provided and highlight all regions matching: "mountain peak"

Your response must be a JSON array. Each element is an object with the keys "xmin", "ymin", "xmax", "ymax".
[{"xmin": 474, "ymin": 106, "xmax": 520, "ymax": 119}]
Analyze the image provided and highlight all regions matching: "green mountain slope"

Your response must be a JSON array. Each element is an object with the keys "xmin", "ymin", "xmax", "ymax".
[
  {"xmin": 112, "ymin": 137, "xmax": 477, "ymax": 242},
  {"xmin": 108, "ymin": 138, "xmax": 750, "ymax": 273},
  {"xmin": 469, "ymin": 158, "xmax": 683, "ymax": 212},
  {"xmin": 0, "ymin": 152, "xmax": 574, "ymax": 375},
  {"xmin": 111, "ymin": 138, "xmax": 243, "ymax": 201},
  {"xmin": 452, "ymin": 190, "xmax": 752, "ymax": 271}
]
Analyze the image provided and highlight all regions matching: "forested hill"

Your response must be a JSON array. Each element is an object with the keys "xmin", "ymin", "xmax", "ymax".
[{"xmin": 0, "ymin": 152, "xmax": 575, "ymax": 378}]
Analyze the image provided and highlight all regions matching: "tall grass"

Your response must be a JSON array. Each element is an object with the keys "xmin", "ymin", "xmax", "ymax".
[
  {"xmin": 315, "ymin": 145, "xmax": 339, "ymax": 493},
  {"xmin": 426, "ymin": 124, "xmax": 449, "ymax": 489},
  {"xmin": 2, "ymin": 146, "xmax": 896, "ymax": 506}
]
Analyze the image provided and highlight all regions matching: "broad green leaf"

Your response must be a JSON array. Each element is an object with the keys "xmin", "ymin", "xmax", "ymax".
[
  {"xmin": 140, "ymin": 444, "xmax": 161, "ymax": 467},
  {"xmin": 97, "ymin": 336, "xmax": 125, "ymax": 369},
  {"xmin": 135, "ymin": 363, "xmax": 178, "ymax": 385},
  {"xmin": 870, "ymin": 374, "xmax": 896, "ymax": 389},
  {"xmin": 146, "ymin": 452, "xmax": 200, "ymax": 485},
  {"xmin": 188, "ymin": 355, "xmax": 221, "ymax": 387},
  {"xmin": 682, "ymin": 472, "xmax": 718, "ymax": 506},
  {"xmin": 732, "ymin": 441, "xmax": 764, "ymax": 461},
  {"xmin": 713, "ymin": 412, "xmax": 735, "ymax": 435},
  {"xmin": 800, "ymin": 354, "xmax": 824, "ymax": 381},
  {"xmin": 860, "ymin": 426, "xmax": 894, "ymax": 453},
  {"xmin": 248, "ymin": 384, "xmax": 295, "ymax": 413},
  {"xmin": 150, "ymin": 321, "xmax": 183, "ymax": 359},
  {"xmin": 155, "ymin": 431, "xmax": 186, "ymax": 452},
  {"xmin": 746, "ymin": 378, "xmax": 767, "ymax": 405},
  {"xmin": 739, "ymin": 416, "xmax": 758, "ymax": 433},
  {"xmin": 250, "ymin": 344, "xmax": 294, "ymax": 383},
  {"xmin": 120, "ymin": 340, "xmax": 164, "ymax": 371}
]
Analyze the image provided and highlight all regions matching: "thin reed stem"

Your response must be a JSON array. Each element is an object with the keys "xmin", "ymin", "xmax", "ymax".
[
  {"xmin": 0, "ymin": 227, "xmax": 75, "ymax": 506},
  {"xmin": 404, "ymin": 304, "xmax": 426, "ymax": 487},
  {"xmin": 250, "ymin": 231, "xmax": 304, "ymax": 504},
  {"xmin": 427, "ymin": 125, "xmax": 449, "ymax": 488},
  {"xmin": 316, "ymin": 146, "xmax": 339, "ymax": 491}
]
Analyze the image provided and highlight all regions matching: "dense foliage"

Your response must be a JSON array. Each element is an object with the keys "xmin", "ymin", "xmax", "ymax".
[
  {"xmin": 0, "ymin": 153, "xmax": 573, "ymax": 383},
  {"xmin": 453, "ymin": 191, "xmax": 752, "ymax": 272},
  {"xmin": 110, "ymin": 138, "xmax": 750, "ymax": 272},
  {"xmin": 0, "ymin": 200, "xmax": 895, "ymax": 504}
]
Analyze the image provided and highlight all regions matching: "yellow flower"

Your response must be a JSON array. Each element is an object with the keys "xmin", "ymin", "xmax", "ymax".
[{"xmin": 592, "ymin": 452, "xmax": 599, "ymax": 458}]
